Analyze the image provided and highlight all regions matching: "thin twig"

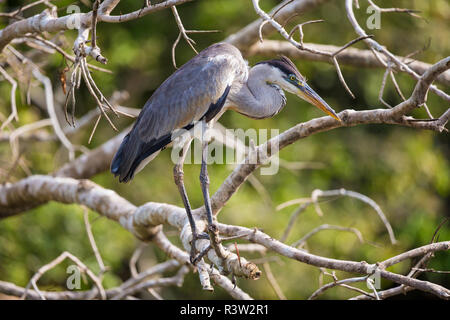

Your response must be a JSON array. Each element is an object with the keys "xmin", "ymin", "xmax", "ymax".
[
  {"xmin": 22, "ymin": 251, "xmax": 106, "ymax": 300},
  {"xmin": 0, "ymin": 66, "xmax": 18, "ymax": 130},
  {"xmin": 262, "ymin": 260, "xmax": 287, "ymax": 300},
  {"xmin": 291, "ymin": 224, "xmax": 365, "ymax": 248},
  {"xmin": 83, "ymin": 207, "xmax": 107, "ymax": 275}
]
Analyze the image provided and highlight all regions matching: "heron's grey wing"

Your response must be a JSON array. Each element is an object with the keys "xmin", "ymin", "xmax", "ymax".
[{"xmin": 111, "ymin": 43, "xmax": 246, "ymax": 182}]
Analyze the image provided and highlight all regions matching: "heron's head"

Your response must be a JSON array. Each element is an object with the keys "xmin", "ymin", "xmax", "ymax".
[{"xmin": 257, "ymin": 56, "xmax": 340, "ymax": 121}]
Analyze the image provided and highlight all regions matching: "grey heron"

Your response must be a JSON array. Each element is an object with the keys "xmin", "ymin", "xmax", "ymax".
[{"xmin": 111, "ymin": 42, "xmax": 340, "ymax": 263}]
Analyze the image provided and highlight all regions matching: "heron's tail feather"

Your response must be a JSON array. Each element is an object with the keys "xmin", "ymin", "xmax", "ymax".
[
  {"xmin": 111, "ymin": 130, "xmax": 173, "ymax": 183},
  {"xmin": 111, "ymin": 133, "xmax": 140, "ymax": 183}
]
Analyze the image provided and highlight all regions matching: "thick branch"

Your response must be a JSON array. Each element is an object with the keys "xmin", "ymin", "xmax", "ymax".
[
  {"xmin": 0, "ymin": 175, "xmax": 448, "ymax": 298},
  {"xmin": 219, "ymin": 223, "xmax": 450, "ymax": 299},
  {"xmin": 55, "ymin": 129, "xmax": 128, "ymax": 179},
  {"xmin": 390, "ymin": 57, "xmax": 450, "ymax": 117},
  {"xmin": 247, "ymin": 40, "xmax": 450, "ymax": 87},
  {"xmin": 3, "ymin": 104, "xmax": 448, "ymax": 219},
  {"xmin": 0, "ymin": 175, "xmax": 259, "ymax": 280},
  {"xmin": 0, "ymin": 0, "xmax": 193, "ymax": 51},
  {"xmin": 99, "ymin": 0, "xmax": 193, "ymax": 23},
  {"xmin": 208, "ymin": 107, "xmax": 448, "ymax": 216}
]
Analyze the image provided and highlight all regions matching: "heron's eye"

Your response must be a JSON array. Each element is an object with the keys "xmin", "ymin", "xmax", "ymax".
[{"xmin": 289, "ymin": 75, "xmax": 296, "ymax": 81}]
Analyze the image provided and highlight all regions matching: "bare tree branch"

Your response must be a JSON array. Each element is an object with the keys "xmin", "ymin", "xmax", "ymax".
[
  {"xmin": 0, "ymin": 174, "xmax": 448, "ymax": 298},
  {"xmin": 225, "ymin": 0, "xmax": 329, "ymax": 51},
  {"xmin": 0, "ymin": 0, "xmax": 448, "ymax": 300}
]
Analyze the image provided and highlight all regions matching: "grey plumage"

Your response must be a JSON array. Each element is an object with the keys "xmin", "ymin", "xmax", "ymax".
[
  {"xmin": 111, "ymin": 43, "xmax": 245, "ymax": 182},
  {"xmin": 111, "ymin": 42, "xmax": 339, "ymax": 183},
  {"xmin": 110, "ymin": 42, "xmax": 341, "ymax": 264}
]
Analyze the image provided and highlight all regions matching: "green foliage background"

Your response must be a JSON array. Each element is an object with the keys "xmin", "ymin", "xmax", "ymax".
[{"xmin": 0, "ymin": 0, "xmax": 448, "ymax": 299}]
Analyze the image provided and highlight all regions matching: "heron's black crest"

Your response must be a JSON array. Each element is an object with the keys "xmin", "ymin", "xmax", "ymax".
[{"xmin": 257, "ymin": 55, "xmax": 304, "ymax": 80}]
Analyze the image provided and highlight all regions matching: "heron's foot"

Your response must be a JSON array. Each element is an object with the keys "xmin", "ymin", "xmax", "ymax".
[
  {"xmin": 194, "ymin": 222, "xmax": 225, "ymax": 264},
  {"xmin": 189, "ymin": 224, "xmax": 223, "ymax": 265},
  {"xmin": 197, "ymin": 232, "xmax": 210, "ymax": 240},
  {"xmin": 189, "ymin": 231, "xmax": 210, "ymax": 265},
  {"xmin": 207, "ymin": 222, "xmax": 219, "ymax": 234}
]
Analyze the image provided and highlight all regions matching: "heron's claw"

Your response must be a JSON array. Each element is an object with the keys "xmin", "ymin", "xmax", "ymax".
[
  {"xmin": 189, "ymin": 231, "xmax": 210, "ymax": 265},
  {"xmin": 197, "ymin": 232, "xmax": 210, "ymax": 240}
]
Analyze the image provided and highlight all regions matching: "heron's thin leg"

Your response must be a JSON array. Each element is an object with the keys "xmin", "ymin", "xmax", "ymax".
[
  {"xmin": 199, "ymin": 122, "xmax": 214, "ymax": 227},
  {"xmin": 199, "ymin": 121, "xmax": 228, "ymax": 265},
  {"xmin": 173, "ymin": 144, "xmax": 196, "ymax": 231},
  {"xmin": 173, "ymin": 137, "xmax": 207, "ymax": 264}
]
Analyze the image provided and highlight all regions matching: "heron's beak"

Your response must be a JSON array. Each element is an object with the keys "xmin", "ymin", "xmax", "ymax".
[{"xmin": 296, "ymin": 82, "xmax": 341, "ymax": 121}]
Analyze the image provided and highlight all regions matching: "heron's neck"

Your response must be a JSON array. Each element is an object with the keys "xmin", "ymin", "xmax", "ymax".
[{"xmin": 230, "ymin": 67, "xmax": 286, "ymax": 119}]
